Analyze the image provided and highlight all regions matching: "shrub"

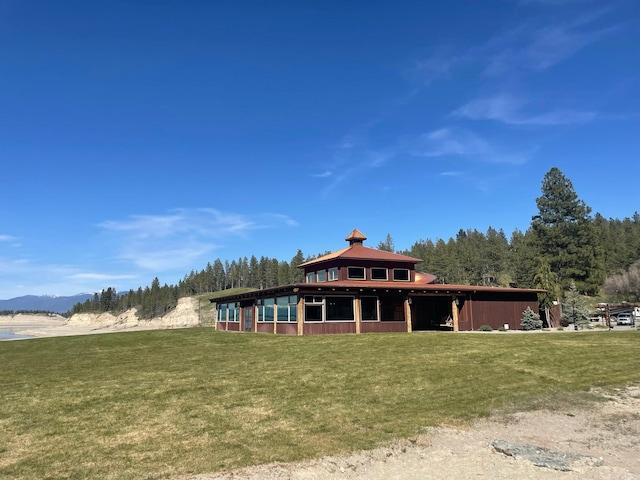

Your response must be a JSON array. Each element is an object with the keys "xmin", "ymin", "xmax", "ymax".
[
  {"xmin": 497, "ymin": 326, "xmax": 507, "ymax": 332},
  {"xmin": 560, "ymin": 318, "xmax": 570, "ymax": 328},
  {"xmin": 521, "ymin": 307, "xmax": 543, "ymax": 331},
  {"xmin": 478, "ymin": 324, "xmax": 493, "ymax": 331},
  {"xmin": 557, "ymin": 326, "xmax": 564, "ymax": 331}
]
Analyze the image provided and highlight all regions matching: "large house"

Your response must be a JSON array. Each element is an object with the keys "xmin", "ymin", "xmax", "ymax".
[{"xmin": 212, "ymin": 229, "xmax": 542, "ymax": 334}]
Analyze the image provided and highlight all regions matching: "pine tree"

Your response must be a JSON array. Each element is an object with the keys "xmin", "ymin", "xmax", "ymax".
[
  {"xmin": 377, "ymin": 234, "xmax": 395, "ymax": 252},
  {"xmin": 562, "ymin": 281, "xmax": 590, "ymax": 329},
  {"xmin": 532, "ymin": 167, "xmax": 604, "ymax": 295},
  {"xmin": 520, "ymin": 306, "xmax": 543, "ymax": 330}
]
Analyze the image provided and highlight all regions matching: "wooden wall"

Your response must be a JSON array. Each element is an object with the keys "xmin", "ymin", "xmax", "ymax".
[
  {"xmin": 360, "ymin": 321, "xmax": 407, "ymax": 333},
  {"xmin": 459, "ymin": 292, "xmax": 539, "ymax": 331},
  {"xmin": 303, "ymin": 322, "xmax": 357, "ymax": 335}
]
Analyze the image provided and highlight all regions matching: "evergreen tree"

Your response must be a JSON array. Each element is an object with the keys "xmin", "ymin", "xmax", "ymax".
[
  {"xmin": 533, "ymin": 259, "xmax": 561, "ymax": 327},
  {"xmin": 377, "ymin": 234, "xmax": 395, "ymax": 252},
  {"xmin": 532, "ymin": 167, "xmax": 604, "ymax": 295},
  {"xmin": 562, "ymin": 281, "xmax": 590, "ymax": 329},
  {"xmin": 520, "ymin": 306, "xmax": 543, "ymax": 330}
]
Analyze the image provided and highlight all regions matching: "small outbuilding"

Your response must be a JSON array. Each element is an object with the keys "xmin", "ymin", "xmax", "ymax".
[{"xmin": 212, "ymin": 229, "xmax": 542, "ymax": 334}]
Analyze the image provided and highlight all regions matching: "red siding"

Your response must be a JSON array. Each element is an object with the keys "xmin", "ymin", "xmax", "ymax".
[
  {"xmin": 276, "ymin": 323, "xmax": 298, "ymax": 335},
  {"xmin": 360, "ymin": 321, "xmax": 407, "ymax": 333},
  {"xmin": 256, "ymin": 323, "xmax": 274, "ymax": 333},
  {"xmin": 464, "ymin": 292, "xmax": 539, "ymax": 331},
  {"xmin": 303, "ymin": 322, "xmax": 357, "ymax": 335}
]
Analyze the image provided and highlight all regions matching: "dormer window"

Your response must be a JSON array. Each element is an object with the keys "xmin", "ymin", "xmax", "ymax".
[
  {"xmin": 347, "ymin": 266, "xmax": 366, "ymax": 280},
  {"xmin": 371, "ymin": 267, "xmax": 388, "ymax": 281},
  {"xmin": 393, "ymin": 269, "xmax": 410, "ymax": 281},
  {"xmin": 328, "ymin": 267, "xmax": 338, "ymax": 281}
]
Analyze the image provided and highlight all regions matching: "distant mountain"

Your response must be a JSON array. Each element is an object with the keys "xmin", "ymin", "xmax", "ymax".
[{"xmin": 0, "ymin": 294, "xmax": 94, "ymax": 314}]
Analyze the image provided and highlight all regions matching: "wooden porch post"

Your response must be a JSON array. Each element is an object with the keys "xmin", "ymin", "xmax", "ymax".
[
  {"xmin": 452, "ymin": 297, "xmax": 459, "ymax": 332},
  {"xmin": 297, "ymin": 297, "xmax": 304, "ymax": 336},
  {"xmin": 405, "ymin": 298, "xmax": 412, "ymax": 333},
  {"xmin": 354, "ymin": 297, "xmax": 361, "ymax": 334}
]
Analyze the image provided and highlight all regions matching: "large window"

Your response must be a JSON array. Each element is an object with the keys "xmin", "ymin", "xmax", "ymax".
[
  {"xmin": 306, "ymin": 272, "xmax": 315, "ymax": 283},
  {"xmin": 220, "ymin": 302, "xmax": 239, "ymax": 322},
  {"xmin": 276, "ymin": 295, "xmax": 297, "ymax": 322},
  {"xmin": 393, "ymin": 269, "xmax": 410, "ymax": 281},
  {"xmin": 217, "ymin": 303, "xmax": 227, "ymax": 322},
  {"xmin": 347, "ymin": 266, "xmax": 365, "ymax": 280},
  {"xmin": 257, "ymin": 298, "xmax": 275, "ymax": 322},
  {"xmin": 361, "ymin": 296, "xmax": 379, "ymax": 321},
  {"xmin": 380, "ymin": 296, "xmax": 405, "ymax": 321},
  {"xmin": 316, "ymin": 270, "xmax": 327, "ymax": 282},
  {"xmin": 326, "ymin": 296, "xmax": 354, "ymax": 321},
  {"xmin": 304, "ymin": 296, "xmax": 323, "ymax": 322},
  {"xmin": 371, "ymin": 268, "xmax": 388, "ymax": 281}
]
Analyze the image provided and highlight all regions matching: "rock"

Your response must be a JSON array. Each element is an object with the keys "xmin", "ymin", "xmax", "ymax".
[{"xmin": 492, "ymin": 439, "xmax": 604, "ymax": 471}]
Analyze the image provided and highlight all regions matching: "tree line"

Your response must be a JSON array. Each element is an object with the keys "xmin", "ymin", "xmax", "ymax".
[{"xmin": 69, "ymin": 167, "xmax": 640, "ymax": 319}]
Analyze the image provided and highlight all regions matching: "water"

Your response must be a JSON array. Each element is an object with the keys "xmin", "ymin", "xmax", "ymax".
[{"xmin": 0, "ymin": 328, "xmax": 34, "ymax": 341}]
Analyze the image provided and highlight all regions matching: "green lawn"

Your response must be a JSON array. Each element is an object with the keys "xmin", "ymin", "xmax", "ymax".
[{"xmin": 1, "ymin": 329, "xmax": 639, "ymax": 479}]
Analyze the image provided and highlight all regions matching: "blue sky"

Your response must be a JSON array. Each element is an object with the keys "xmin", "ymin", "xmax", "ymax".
[{"xmin": 1, "ymin": 0, "xmax": 639, "ymax": 299}]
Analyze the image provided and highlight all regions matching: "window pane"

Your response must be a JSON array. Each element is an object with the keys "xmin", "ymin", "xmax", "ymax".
[
  {"xmin": 265, "ymin": 298, "xmax": 275, "ymax": 322},
  {"xmin": 316, "ymin": 270, "xmax": 327, "ymax": 282},
  {"xmin": 371, "ymin": 268, "xmax": 388, "ymax": 280},
  {"xmin": 393, "ymin": 269, "xmax": 410, "ymax": 281},
  {"xmin": 328, "ymin": 267, "xmax": 338, "ymax": 281},
  {"xmin": 326, "ymin": 296, "xmax": 354, "ymax": 321},
  {"xmin": 361, "ymin": 297, "xmax": 378, "ymax": 321},
  {"xmin": 277, "ymin": 296, "xmax": 289, "ymax": 322},
  {"xmin": 347, "ymin": 267, "xmax": 365, "ymax": 280},
  {"xmin": 305, "ymin": 305, "xmax": 323, "ymax": 321}
]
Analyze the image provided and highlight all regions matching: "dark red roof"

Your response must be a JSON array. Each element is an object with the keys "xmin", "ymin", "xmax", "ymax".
[
  {"xmin": 298, "ymin": 243, "xmax": 422, "ymax": 268},
  {"xmin": 299, "ymin": 229, "xmax": 422, "ymax": 268}
]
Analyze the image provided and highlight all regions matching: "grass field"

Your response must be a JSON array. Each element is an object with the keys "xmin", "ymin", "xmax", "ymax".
[{"xmin": 1, "ymin": 329, "xmax": 639, "ymax": 479}]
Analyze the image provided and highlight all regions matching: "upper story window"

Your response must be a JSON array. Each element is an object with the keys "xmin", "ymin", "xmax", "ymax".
[
  {"xmin": 316, "ymin": 270, "xmax": 327, "ymax": 282},
  {"xmin": 370, "ymin": 267, "xmax": 388, "ymax": 281},
  {"xmin": 393, "ymin": 268, "xmax": 410, "ymax": 281},
  {"xmin": 306, "ymin": 272, "xmax": 315, "ymax": 283},
  {"xmin": 347, "ymin": 266, "xmax": 366, "ymax": 280},
  {"xmin": 328, "ymin": 267, "xmax": 338, "ymax": 281}
]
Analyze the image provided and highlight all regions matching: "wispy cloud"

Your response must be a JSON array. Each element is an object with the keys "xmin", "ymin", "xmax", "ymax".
[
  {"xmin": 408, "ymin": 127, "xmax": 534, "ymax": 165},
  {"xmin": 99, "ymin": 208, "xmax": 298, "ymax": 271},
  {"xmin": 484, "ymin": 16, "xmax": 619, "ymax": 76},
  {"xmin": 453, "ymin": 93, "xmax": 597, "ymax": 125},
  {"xmin": 413, "ymin": 8, "xmax": 620, "ymax": 83},
  {"xmin": 67, "ymin": 273, "xmax": 137, "ymax": 281},
  {"xmin": 0, "ymin": 234, "xmax": 20, "ymax": 247},
  {"xmin": 409, "ymin": 128, "xmax": 490, "ymax": 158}
]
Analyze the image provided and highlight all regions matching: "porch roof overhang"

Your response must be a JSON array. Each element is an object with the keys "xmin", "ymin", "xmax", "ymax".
[{"xmin": 210, "ymin": 282, "xmax": 545, "ymax": 304}]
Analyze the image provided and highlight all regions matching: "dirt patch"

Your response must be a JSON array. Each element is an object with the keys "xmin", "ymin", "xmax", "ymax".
[{"xmin": 181, "ymin": 386, "xmax": 640, "ymax": 480}]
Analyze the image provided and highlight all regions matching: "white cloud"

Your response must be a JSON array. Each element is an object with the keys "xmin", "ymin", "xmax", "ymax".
[
  {"xmin": 453, "ymin": 93, "xmax": 597, "ymax": 126},
  {"xmin": 0, "ymin": 234, "xmax": 21, "ymax": 247},
  {"xmin": 99, "ymin": 208, "xmax": 297, "ymax": 271},
  {"xmin": 412, "ymin": 8, "xmax": 619, "ymax": 83},
  {"xmin": 409, "ymin": 127, "xmax": 534, "ymax": 165},
  {"xmin": 67, "ymin": 273, "xmax": 137, "ymax": 281},
  {"xmin": 484, "ymin": 11, "xmax": 620, "ymax": 76},
  {"xmin": 411, "ymin": 128, "xmax": 491, "ymax": 158}
]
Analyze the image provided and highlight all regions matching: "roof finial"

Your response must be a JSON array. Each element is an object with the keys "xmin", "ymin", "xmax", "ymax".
[{"xmin": 345, "ymin": 229, "xmax": 367, "ymax": 246}]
